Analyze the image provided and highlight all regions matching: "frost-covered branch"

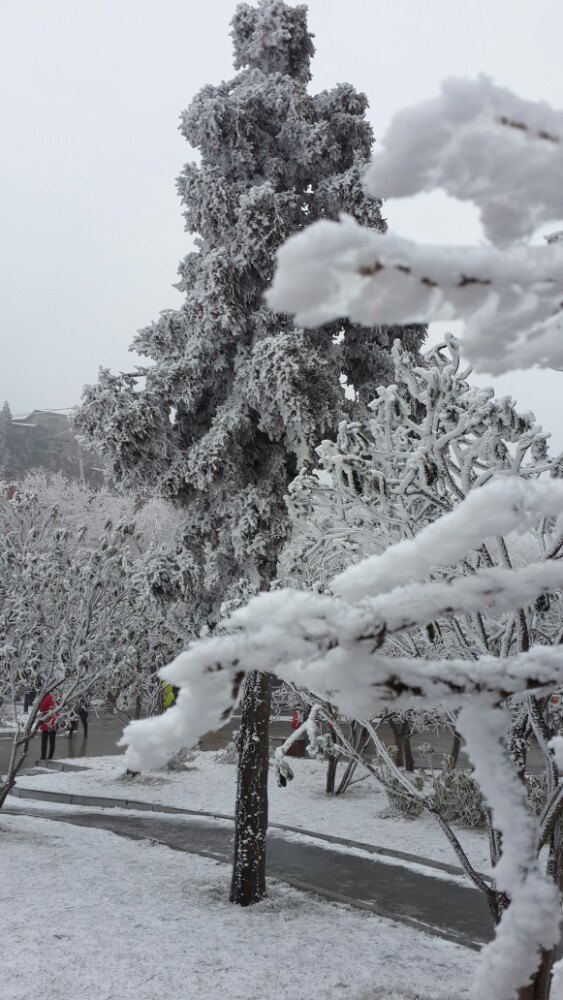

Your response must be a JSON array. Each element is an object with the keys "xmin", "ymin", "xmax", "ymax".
[
  {"xmin": 332, "ymin": 476, "xmax": 563, "ymax": 601},
  {"xmin": 121, "ymin": 476, "xmax": 563, "ymax": 771},
  {"xmin": 267, "ymin": 218, "xmax": 563, "ymax": 374},
  {"xmin": 365, "ymin": 77, "xmax": 563, "ymax": 245},
  {"xmin": 458, "ymin": 703, "xmax": 561, "ymax": 999},
  {"xmin": 267, "ymin": 78, "xmax": 563, "ymax": 374}
]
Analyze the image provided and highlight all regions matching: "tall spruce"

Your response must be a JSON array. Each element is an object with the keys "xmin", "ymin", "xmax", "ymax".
[{"xmin": 76, "ymin": 0, "xmax": 424, "ymax": 905}]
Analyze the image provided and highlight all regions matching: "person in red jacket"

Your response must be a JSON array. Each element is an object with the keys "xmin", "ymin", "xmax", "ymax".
[{"xmin": 38, "ymin": 690, "xmax": 61, "ymax": 761}]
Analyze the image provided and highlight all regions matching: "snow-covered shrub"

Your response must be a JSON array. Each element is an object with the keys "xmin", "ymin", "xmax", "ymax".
[
  {"xmin": 164, "ymin": 747, "xmax": 199, "ymax": 772},
  {"xmin": 431, "ymin": 762, "xmax": 487, "ymax": 829},
  {"xmin": 215, "ymin": 742, "xmax": 239, "ymax": 766},
  {"xmin": 384, "ymin": 763, "xmax": 424, "ymax": 819}
]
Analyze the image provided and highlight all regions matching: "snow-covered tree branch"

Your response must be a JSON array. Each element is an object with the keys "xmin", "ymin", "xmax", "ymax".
[
  {"xmin": 121, "ymin": 344, "xmax": 563, "ymax": 998},
  {"xmin": 267, "ymin": 77, "xmax": 563, "ymax": 375},
  {"xmin": 0, "ymin": 475, "xmax": 185, "ymax": 804}
]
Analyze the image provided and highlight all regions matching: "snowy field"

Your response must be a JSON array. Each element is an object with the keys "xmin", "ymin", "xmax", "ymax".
[
  {"xmin": 1, "ymin": 811, "xmax": 475, "ymax": 1000},
  {"xmin": 15, "ymin": 750, "xmax": 491, "ymax": 873}
]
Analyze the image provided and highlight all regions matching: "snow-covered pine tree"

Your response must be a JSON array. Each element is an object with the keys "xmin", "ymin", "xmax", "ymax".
[{"xmin": 75, "ymin": 0, "xmax": 424, "ymax": 906}]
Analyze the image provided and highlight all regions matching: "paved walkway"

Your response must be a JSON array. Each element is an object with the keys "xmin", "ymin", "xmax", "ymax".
[
  {"xmin": 0, "ymin": 715, "xmax": 126, "ymax": 774},
  {"xmin": 1, "ymin": 713, "xmax": 546, "ymax": 774},
  {"xmin": 8, "ymin": 785, "xmax": 493, "ymax": 951}
]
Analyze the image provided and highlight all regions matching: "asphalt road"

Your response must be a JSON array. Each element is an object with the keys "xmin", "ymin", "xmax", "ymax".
[
  {"xmin": 0, "ymin": 712, "xmax": 546, "ymax": 776},
  {"xmin": 11, "ymin": 805, "xmax": 493, "ymax": 950},
  {"xmin": 0, "ymin": 714, "xmax": 125, "ymax": 774}
]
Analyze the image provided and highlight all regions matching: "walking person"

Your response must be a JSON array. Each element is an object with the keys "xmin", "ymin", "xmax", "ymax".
[
  {"xmin": 77, "ymin": 698, "xmax": 88, "ymax": 738},
  {"xmin": 38, "ymin": 690, "xmax": 61, "ymax": 761},
  {"xmin": 67, "ymin": 698, "xmax": 89, "ymax": 738},
  {"xmin": 23, "ymin": 687, "xmax": 37, "ymax": 713}
]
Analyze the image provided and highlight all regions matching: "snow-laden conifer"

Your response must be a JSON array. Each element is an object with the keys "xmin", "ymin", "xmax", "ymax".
[{"xmin": 76, "ymin": 0, "xmax": 423, "ymax": 906}]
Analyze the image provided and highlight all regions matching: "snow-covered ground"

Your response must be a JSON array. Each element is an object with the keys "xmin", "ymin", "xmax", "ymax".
[
  {"xmin": 15, "ymin": 750, "xmax": 491, "ymax": 873},
  {"xmin": 1, "ymin": 811, "xmax": 475, "ymax": 1000}
]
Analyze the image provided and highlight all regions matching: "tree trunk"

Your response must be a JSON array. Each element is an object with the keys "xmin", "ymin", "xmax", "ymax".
[
  {"xmin": 230, "ymin": 671, "xmax": 271, "ymax": 906},
  {"xmin": 0, "ymin": 727, "xmax": 35, "ymax": 809},
  {"xmin": 0, "ymin": 778, "xmax": 15, "ymax": 810},
  {"xmin": 389, "ymin": 719, "xmax": 405, "ymax": 768},
  {"xmin": 325, "ymin": 727, "xmax": 338, "ymax": 794},
  {"xmin": 402, "ymin": 722, "xmax": 415, "ymax": 772},
  {"xmin": 516, "ymin": 948, "xmax": 554, "ymax": 999},
  {"xmin": 336, "ymin": 758, "xmax": 357, "ymax": 795},
  {"xmin": 450, "ymin": 730, "xmax": 462, "ymax": 768},
  {"xmin": 326, "ymin": 755, "xmax": 338, "ymax": 795}
]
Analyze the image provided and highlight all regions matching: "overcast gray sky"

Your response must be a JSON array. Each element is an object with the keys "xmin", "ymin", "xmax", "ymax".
[{"xmin": 1, "ymin": 0, "xmax": 562, "ymax": 442}]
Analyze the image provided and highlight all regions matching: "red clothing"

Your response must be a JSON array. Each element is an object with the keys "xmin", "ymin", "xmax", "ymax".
[{"xmin": 38, "ymin": 693, "xmax": 60, "ymax": 731}]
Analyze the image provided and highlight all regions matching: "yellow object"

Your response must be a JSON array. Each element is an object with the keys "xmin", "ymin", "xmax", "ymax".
[{"xmin": 161, "ymin": 683, "xmax": 176, "ymax": 712}]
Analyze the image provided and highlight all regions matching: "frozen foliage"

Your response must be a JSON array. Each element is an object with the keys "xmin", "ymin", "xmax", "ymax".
[
  {"xmin": 429, "ymin": 762, "xmax": 486, "ymax": 829},
  {"xmin": 277, "ymin": 337, "xmax": 563, "ymax": 841},
  {"xmin": 457, "ymin": 704, "xmax": 560, "ymax": 1000},
  {"xmin": 75, "ymin": 0, "xmax": 423, "ymax": 909},
  {"xmin": 365, "ymin": 76, "xmax": 563, "ymax": 246},
  {"xmin": 267, "ymin": 77, "xmax": 563, "ymax": 374},
  {"xmin": 231, "ymin": 0, "xmax": 313, "ymax": 81},
  {"xmin": 75, "ymin": 0, "xmax": 424, "ymax": 627},
  {"xmin": 281, "ymin": 336, "xmax": 561, "ymax": 606},
  {"xmin": 268, "ymin": 218, "xmax": 563, "ymax": 374},
  {"xmin": 0, "ymin": 475, "xmax": 185, "ymax": 802},
  {"xmin": 121, "ymin": 339, "xmax": 563, "ymax": 996}
]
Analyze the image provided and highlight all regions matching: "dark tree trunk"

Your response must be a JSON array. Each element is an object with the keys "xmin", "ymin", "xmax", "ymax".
[
  {"xmin": 230, "ymin": 671, "xmax": 271, "ymax": 906},
  {"xmin": 389, "ymin": 719, "xmax": 404, "ymax": 768},
  {"xmin": 0, "ymin": 721, "xmax": 37, "ymax": 810},
  {"xmin": 335, "ymin": 758, "xmax": 357, "ymax": 796},
  {"xmin": 325, "ymin": 727, "xmax": 339, "ymax": 794},
  {"xmin": 326, "ymin": 755, "xmax": 338, "ymax": 795},
  {"xmin": 516, "ymin": 949, "xmax": 554, "ymax": 1000},
  {"xmin": 402, "ymin": 722, "xmax": 415, "ymax": 772},
  {"xmin": 450, "ymin": 730, "xmax": 462, "ymax": 768},
  {"xmin": 388, "ymin": 718, "xmax": 415, "ymax": 770}
]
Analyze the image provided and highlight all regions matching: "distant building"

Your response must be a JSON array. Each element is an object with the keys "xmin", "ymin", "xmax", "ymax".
[{"xmin": 7, "ymin": 410, "xmax": 104, "ymax": 487}]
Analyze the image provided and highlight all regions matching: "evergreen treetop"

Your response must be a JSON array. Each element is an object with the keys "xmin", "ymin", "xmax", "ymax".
[{"xmin": 76, "ymin": 0, "xmax": 424, "ymax": 623}]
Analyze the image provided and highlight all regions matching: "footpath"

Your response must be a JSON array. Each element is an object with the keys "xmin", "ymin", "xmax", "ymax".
[{"xmin": 8, "ymin": 762, "xmax": 492, "ymax": 951}]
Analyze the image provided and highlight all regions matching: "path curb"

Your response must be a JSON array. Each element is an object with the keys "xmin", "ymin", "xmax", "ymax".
[{"xmin": 9, "ymin": 779, "xmax": 490, "ymax": 883}]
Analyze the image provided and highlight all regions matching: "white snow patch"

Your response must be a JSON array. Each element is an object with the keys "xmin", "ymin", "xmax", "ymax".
[{"xmin": 0, "ymin": 811, "xmax": 475, "ymax": 1000}]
